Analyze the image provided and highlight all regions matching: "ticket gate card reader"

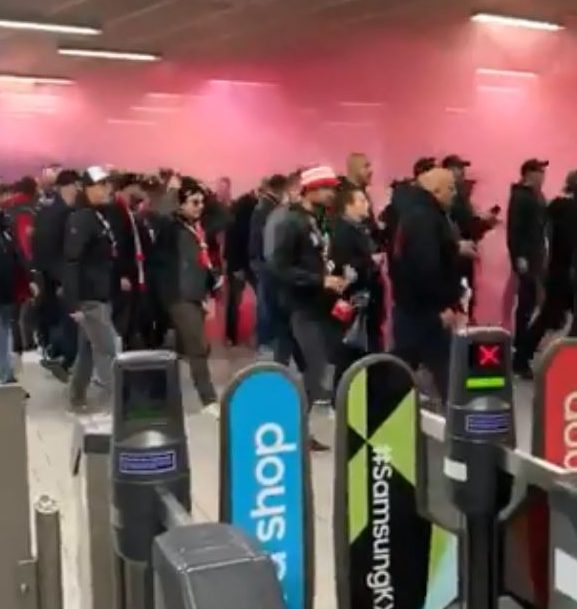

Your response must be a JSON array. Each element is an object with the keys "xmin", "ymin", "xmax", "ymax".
[
  {"xmin": 445, "ymin": 328, "xmax": 515, "ymax": 609},
  {"xmin": 111, "ymin": 351, "xmax": 191, "ymax": 565}
]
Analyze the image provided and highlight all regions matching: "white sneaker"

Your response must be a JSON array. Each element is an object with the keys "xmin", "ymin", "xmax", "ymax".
[{"xmin": 202, "ymin": 402, "xmax": 220, "ymax": 419}]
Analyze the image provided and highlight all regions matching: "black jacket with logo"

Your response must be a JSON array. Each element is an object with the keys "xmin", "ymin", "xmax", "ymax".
[
  {"xmin": 506, "ymin": 183, "xmax": 546, "ymax": 275},
  {"xmin": 270, "ymin": 204, "xmax": 332, "ymax": 313},
  {"xmin": 62, "ymin": 199, "xmax": 116, "ymax": 311},
  {"xmin": 391, "ymin": 187, "xmax": 461, "ymax": 315},
  {"xmin": 152, "ymin": 213, "xmax": 215, "ymax": 306}
]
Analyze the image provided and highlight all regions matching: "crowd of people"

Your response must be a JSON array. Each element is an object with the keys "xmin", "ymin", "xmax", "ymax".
[{"xmin": 0, "ymin": 152, "xmax": 575, "ymax": 450}]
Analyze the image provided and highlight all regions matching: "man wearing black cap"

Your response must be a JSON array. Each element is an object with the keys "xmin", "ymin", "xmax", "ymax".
[
  {"xmin": 32, "ymin": 169, "xmax": 80, "ymax": 379},
  {"xmin": 63, "ymin": 167, "xmax": 117, "ymax": 408},
  {"xmin": 507, "ymin": 158, "xmax": 549, "ymax": 377},
  {"xmin": 442, "ymin": 155, "xmax": 498, "ymax": 322}
]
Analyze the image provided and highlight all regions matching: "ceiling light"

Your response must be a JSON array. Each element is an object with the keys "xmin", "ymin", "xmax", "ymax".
[
  {"xmin": 338, "ymin": 101, "xmax": 384, "ymax": 108},
  {"xmin": 0, "ymin": 74, "xmax": 73, "ymax": 86},
  {"xmin": 471, "ymin": 13, "xmax": 563, "ymax": 31},
  {"xmin": 107, "ymin": 118, "xmax": 155, "ymax": 126},
  {"xmin": 0, "ymin": 19, "xmax": 100, "ymax": 35},
  {"xmin": 131, "ymin": 105, "xmax": 175, "ymax": 114},
  {"xmin": 59, "ymin": 48, "xmax": 160, "ymax": 62},
  {"xmin": 476, "ymin": 67, "xmax": 538, "ymax": 79},
  {"xmin": 208, "ymin": 79, "xmax": 277, "ymax": 88},
  {"xmin": 445, "ymin": 107, "xmax": 469, "ymax": 114},
  {"xmin": 477, "ymin": 85, "xmax": 522, "ymax": 94},
  {"xmin": 145, "ymin": 92, "xmax": 182, "ymax": 101}
]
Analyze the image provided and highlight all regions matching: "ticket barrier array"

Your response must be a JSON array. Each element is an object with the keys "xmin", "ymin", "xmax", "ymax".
[
  {"xmin": 417, "ymin": 329, "xmax": 577, "ymax": 609},
  {"xmin": 0, "ymin": 385, "xmax": 63, "ymax": 609}
]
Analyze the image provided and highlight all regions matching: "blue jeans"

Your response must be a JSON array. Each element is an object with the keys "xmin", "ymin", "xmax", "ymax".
[{"xmin": 0, "ymin": 304, "xmax": 14, "ymax": 383}]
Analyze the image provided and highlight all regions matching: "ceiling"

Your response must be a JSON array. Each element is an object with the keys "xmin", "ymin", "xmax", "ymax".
[{"xmin": 0, "ymin": 0, "xmax": 575, "ymax": 75}]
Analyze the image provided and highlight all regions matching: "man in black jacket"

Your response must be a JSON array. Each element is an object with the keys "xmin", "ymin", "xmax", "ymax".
[
  {"xmin": 249, "ymin": 174, "xmax": 288, "ymax": 353},
  {"xmin": 153, "ymin": 177, "xmax": 219, "ymax": 416},
  {"xmin": 391, "ymin": 167, "xmax": 462, "ymax": 403},
  {"xmin": 63, "ymin": 167, "xmax": 117, "ymax": 409},
  {"xmin": 33, "ymin": 169, "xmax": 80, "ymax": 380},
  {"xmin": 271, "ymin": 165, "xmax": 346, "ymax": 451},
  {"xmin": 506, "ymin": 159, "xmax": 548, "ymax": 377}
]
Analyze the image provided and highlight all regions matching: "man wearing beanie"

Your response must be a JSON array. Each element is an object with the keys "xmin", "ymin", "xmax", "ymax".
[
  {"xmin": 62, "ymin": 166, "xmax": 118, "ymax": 409},
  {"xmin": 271, "ymin": 165, "xmax": 346, "ymax": 451},
  {"xmin": 153, "ymin": 177, "xmax": 220, "ymax": 416}
]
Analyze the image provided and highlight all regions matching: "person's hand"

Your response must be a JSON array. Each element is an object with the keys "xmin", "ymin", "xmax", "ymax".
[
  {"xmin": 372, "ymin": 253, "xmax": 386, "ymax": 266},
  {"xmin": 440, "ymin": 308, "xmax": 457, "ymax": 329},
  {"xmin": 324, "ymin": 275, "xmax": 346, "ymax": 294},
  {"xmin": 120, "ymin": 277, "xmax": 132, "ymax": 292},
  {"xmin": 516, "ymin": 257, "xmax": 529, "ymax": 275},
  {"xmin": 29, "ymin": 282, "xmax": 40, "ymax": 298},
  {"xmin": 70, "ymin": 311, "xmax": 84, "ymax": 323},
  {"xmin": 480, "ymin": 211, "xmax": 499, "ymax": 228},
  {"xmin": 458, "ymin": 240, "xmax": 477, "ymax": 259},
  {"xmin": 202, "ymin": 299, "xmax": 215, "ymax": 319}
]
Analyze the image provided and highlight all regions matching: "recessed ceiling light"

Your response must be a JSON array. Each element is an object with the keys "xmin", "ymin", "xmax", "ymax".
[
  {"xmin": 476, "ymin": 67, "xmax": 538, "ymax": 79},
  {"xmin": 0, "ymin": 19, "xmax": 100, "ymax": 35},
  {"xmin": 471, "ymin": 13, "xmax": 563, "ymax": 31},
  {"xmin": 0, "ymin": 74, "xmax": 74, "ymax": 86},
  {"xmin": 59, "ymin": 48, "xmax": 160, "ymax": 62}
]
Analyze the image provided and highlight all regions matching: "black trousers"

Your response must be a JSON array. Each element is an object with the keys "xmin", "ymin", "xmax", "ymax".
[
  {"xmin": 391, "ymin": 306, "xmax": 451, "ymax": 404},
  {"xmin": 512, "ymin": 274, "xmax": 538, "ymax": 366}
]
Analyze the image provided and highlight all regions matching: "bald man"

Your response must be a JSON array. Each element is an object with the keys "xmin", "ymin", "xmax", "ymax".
[{"xmin": 390, "ymin": 167, "xmax": 463, "ymax": 404}]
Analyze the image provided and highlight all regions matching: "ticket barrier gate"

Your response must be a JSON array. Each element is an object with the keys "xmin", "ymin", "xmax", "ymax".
[
  {"xmin": 107, "ymin": 351, "xmax": 286, "ymax": 609},
  {"xmin": 418, "ymin": 328, "xmax": 577, "ymax": 609},
  {"xmin": 0, "ymin": 384, "xmax": 63, "ymax": 609}
]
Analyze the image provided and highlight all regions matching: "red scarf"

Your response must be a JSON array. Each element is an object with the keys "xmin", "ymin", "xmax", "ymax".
[
  {"xmin": 116, "ymin": 195, "xmax": 146, "ymax": 291},
  {"xmin": 184, "ymin": 220, "xmax": 212, "ymax": 270}
]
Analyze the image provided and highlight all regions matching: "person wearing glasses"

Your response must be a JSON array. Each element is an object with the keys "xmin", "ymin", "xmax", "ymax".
[{"xmin": 153, "ymin": 177, "xmax": 220, "ymax": 417}]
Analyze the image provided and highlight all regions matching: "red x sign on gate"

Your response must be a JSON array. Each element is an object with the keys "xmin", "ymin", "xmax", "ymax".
[{"xmin": 478, "ymin": 344, "xmax": 500, "ymax": 367}]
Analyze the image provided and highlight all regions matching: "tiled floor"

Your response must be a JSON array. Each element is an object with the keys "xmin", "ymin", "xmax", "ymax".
[{"xmin": 21, "ymin": 349, "xmax": 534, "ymax": 609}]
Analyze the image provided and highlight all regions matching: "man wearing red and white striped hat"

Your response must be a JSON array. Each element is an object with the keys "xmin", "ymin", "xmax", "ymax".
[{"xmin": 270, "ymin": 164, "xmax": 347, "ymax": 452}]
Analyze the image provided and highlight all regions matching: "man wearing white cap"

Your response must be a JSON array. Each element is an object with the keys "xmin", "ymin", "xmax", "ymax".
[
  {"xmin": 62, "ymin": 166, "xmax": 117, "ymax": 409},
  {"xmin": 271, "ymin": 165, "xmax": 346, "ymax": 451}
]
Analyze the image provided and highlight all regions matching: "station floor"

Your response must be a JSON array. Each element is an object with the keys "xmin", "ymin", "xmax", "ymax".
[{"xmin": 22, "ymin": 347, "xmax": 534, "ymax": 609}]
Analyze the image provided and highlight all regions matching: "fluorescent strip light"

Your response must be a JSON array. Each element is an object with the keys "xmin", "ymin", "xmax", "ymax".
[
  {"xmin": 477, "ymin": 85, "xmax": 521, "ymax": 94},
  {"xmin": 0, "ymin": 74, "xmax": 73, "ymax": 86},
  {"xmin": 208, "ymin": 79, "xmax": 278, "ymax": 88},
  {"xmin": 476, "ymin": 67, "xmax": 538, "ymax": 79},
  {"xmin": 445, "ymin": 107, "xmax": 469, "ymax": 114},
  {"xmin": 0, "ymin": 19, "xmax": 100, "ymax": 35},
  {"xmin": 338, "ymin": 101, "xmax": 384, "ymax": 108},
  {"xmin": 59, "ymin": 48, "xmax": 160, "ymax": 62},
  {"xmin": 471, "ymin": 13, "xmax": 563, "ymax": 31},
  {"xmin": 107, "ymin": 118, "xmax": 155, "ymax": 126},
  {"xmin": 131, "ymin": 105, "xmax": 175, "ymax": 114},
  {"xmin": 145, "ymin": 92, "xmax": 182, "ymax": 101}
]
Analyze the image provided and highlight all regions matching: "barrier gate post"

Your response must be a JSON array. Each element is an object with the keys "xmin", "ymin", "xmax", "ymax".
[
  {"xmin": 0, "ymin": 384, "xmax": 63, "ymax": 609},
  {"xmin": 71, "ymin": 414, "xmax": 122, "ymax": 609}
]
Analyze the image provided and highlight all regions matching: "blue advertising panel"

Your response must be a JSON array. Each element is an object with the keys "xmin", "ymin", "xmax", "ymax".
[{"xmin": 220, "ymin": 364, "xmax": 313, "ymax": 609}]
